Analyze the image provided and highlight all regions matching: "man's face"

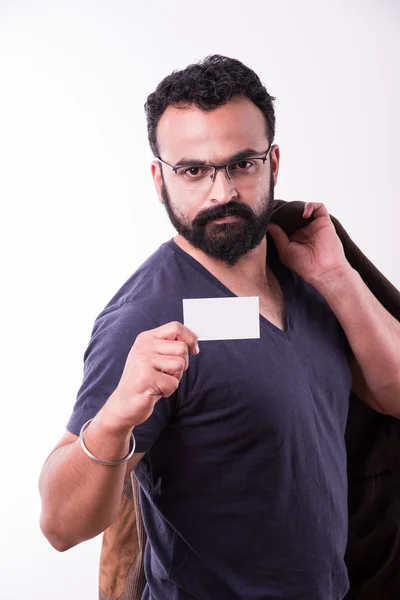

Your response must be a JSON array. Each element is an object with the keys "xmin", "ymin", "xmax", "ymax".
[{"xmin": 152, "ymin": 96, "xmax": 280, "ymax": 266}]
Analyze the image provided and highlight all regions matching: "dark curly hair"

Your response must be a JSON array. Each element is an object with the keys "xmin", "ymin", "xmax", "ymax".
[{"xmin": 144, "ymin": 54, "xmax": 276, "ymax": 157}]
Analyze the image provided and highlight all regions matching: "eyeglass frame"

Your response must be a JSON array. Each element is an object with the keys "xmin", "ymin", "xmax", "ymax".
[{"xmin": 156, "ymin": 143, "xmax": 274, "ymax": 189}]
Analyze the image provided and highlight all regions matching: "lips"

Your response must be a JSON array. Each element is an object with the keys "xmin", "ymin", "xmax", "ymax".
[{"xmin": 211, "ymin": 215, "xmax": 242, "ymax": 224}]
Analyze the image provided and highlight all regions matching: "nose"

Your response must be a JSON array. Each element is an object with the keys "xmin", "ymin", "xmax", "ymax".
[{"xmin": 208, "ymin": 168, "xmax": 238, "ymax": 205}]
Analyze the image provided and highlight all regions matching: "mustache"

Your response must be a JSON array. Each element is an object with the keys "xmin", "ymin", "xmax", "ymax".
[{"xmin": 192, "ymin": 202, "xmax": 254, "ymax": 228}]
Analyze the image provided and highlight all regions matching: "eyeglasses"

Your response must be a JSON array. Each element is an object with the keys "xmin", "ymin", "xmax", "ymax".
[{"xmin": 157, "ymin": 144, "xmax": 273, "ymax": 192}]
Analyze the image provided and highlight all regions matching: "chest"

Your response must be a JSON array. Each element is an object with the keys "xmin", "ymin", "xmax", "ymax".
[
  {"xmin": 230, "ymin": 269, "xmax": 287, "ymax": 332},
  {"xmin": 167, "ymin": 258, "xmax": 351, "ymax": 452},
  {"xmin": 177, "ymin": 312, "xmax": 351, "ymax": 439},
  {"xmin": 258, "ymin": 285, "xmax": 286, "ymax": 331}
]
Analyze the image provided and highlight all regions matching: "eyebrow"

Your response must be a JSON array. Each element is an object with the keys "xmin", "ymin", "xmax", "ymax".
[{"xmin": 174, "ymin": 148, "xmax": 264, "ymax": 167}]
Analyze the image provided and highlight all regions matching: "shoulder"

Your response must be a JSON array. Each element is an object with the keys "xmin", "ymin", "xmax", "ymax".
[
  {"xmin": 103, "ymin": 241, "xmax": 178, "ymax": 307},
  {"xmin": 94, "ymin": 299, "xmax": 159, "ymax": 333},
  {"xmin": 95, "ymin": 241, "xmax": 185, "ymax": 329}
]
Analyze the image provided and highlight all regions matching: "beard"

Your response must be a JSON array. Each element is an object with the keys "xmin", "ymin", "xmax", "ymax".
[{"xmin": 161, "ymin": 170, "xmax": 275, "ymax": 266}]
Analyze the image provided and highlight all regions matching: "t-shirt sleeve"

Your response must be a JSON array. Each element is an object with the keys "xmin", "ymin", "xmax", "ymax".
[{"xmin": 66, "ymin": 300, "xmax": 176, "ymax": 453}]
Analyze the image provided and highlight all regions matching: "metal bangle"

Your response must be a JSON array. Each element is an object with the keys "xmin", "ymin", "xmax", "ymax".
[{"xmin": 79, "ymin": 418, "xmax": 136, "ymax": 466}]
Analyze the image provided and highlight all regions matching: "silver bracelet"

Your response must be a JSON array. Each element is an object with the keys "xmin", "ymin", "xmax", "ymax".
[{"xmin": 79, "ymin": 418, "xmax": 136, "ymax": 466}]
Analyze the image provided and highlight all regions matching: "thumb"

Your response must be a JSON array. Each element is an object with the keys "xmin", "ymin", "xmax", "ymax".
[{"xmin": 268, "ymin": 223, "xmax": 290, "ymax": 256}]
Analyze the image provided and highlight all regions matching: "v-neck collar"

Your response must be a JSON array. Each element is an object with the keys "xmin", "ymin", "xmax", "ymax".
[{"xmin": 165, "ymin": 233, "xmax": 296, "ymax": 340}]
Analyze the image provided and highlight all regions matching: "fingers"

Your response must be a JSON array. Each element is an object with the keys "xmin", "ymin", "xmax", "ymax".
[
  {"xmin": 152, "ymin": 355, "xmax": 187, "ymax": 379},
  {"xmin": 303, "ymin": 202, "xmax": 329, "ymax": 220},
  {"xmin": 113, "ymin": 322, "xmax": 199, "ymax": 427},
  {"xmin": 268, "ymin": 223, "xmax": 290, "ymax": 254},
  {"xmin": 152, "ymin": 321, "xmax": 199, "ymax": 356},
  {"xmin": 153, "ymin": 371, "xmax": 181, "ymax": 398},
  {"xmin": 155, "ymin": 339, "xmax": 190, "ymax": 370}
]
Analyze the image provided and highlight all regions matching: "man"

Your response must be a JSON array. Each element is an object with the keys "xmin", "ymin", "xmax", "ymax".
[{"xmin": 39, "ymin": 55, "xmax": 400, "ymax": 600}]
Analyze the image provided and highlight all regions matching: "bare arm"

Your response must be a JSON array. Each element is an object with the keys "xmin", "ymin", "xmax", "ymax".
[
  {"xmin": 314, "ymin": 266, "xmax": 400, "ymax": 416},
  {"xmin": 39, "ymin": 322, "xmax": 198, "ymax": 552},
  {"xmin": 39, "ymin": 397, "xmax": 145, "ymax": 552}
]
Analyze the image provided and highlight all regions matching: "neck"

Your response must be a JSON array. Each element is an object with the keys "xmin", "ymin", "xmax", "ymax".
[{"xmin": 173, "ymin": 234, "xmax": 271, "ymax": 292}]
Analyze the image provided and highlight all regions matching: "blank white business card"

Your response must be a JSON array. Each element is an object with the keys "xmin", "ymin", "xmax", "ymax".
[{"xmin": 183, "ymin": 296, "xmax": 260, "ymax": 341}]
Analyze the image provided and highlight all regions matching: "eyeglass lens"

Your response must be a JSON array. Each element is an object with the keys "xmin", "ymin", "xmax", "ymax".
[{"xmin": 174, "ymin": 159, "xmax": 265, "ymax": 191}]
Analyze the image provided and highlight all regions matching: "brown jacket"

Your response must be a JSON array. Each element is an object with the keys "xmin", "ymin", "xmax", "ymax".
[{"xmin": 98, "ymin": 200, "xmax": 400, "ymax": 600}]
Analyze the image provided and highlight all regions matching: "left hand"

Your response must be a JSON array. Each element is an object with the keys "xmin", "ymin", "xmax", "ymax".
[{"xmin": 268, "ymin": 202, "xmax": 349, "ymax": 287}]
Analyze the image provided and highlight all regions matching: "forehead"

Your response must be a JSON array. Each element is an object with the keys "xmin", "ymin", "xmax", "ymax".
[{"xmin": 156, "ymin": 96, "xmax": 269, "ymax": 163}]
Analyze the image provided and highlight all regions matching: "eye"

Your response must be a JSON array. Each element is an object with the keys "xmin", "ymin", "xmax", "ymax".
[
  {"xmin": 185, "ymin": 167, "xmax": 201, "ymax": 177},
  {"xmin": 176, "ymin": 166, "xmax": 211, "ymax": 179},
  {"xmin": 230, "ymin": 160, "xmax": 255, "ymax": 171}
]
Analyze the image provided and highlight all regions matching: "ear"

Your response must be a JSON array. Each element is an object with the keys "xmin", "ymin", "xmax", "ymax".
[
  {"xmin": 151, "ymin": 161, "xmax": 164, "ymax": 204},
  {"xmin": 270, "ymin": 144, "xmax": 280, "ymax": 187}
]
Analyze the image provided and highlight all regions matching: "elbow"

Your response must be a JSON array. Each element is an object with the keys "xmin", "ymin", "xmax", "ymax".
[
  {"xmin": 49, "ymin": 538, "xmax": 75, "ymax": 553},
  {"xmin": 39, "ymin": 514, "xmax": 78, "ymax": 553}
]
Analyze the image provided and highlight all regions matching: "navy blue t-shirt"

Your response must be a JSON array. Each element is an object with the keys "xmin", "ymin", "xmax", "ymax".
[{"xmin": 67, "ymin": 234, "xmax": 353, "ymax": 600}]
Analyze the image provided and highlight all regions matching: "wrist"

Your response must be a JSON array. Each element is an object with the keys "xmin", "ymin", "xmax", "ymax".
[
  {"xmin": 309, "ymin": 264, "xmax": 357, "ymax": 297},
  {"xmin": 79, "ymin": 417, "xmax": 135, "ymax": 466},
  {"xmin": 79, "ymin": 402, "xmax": 134, "ymax": 465},
  {"xmin": 94, "ymin": 395, "xmax": 136, "ymax": 437}
]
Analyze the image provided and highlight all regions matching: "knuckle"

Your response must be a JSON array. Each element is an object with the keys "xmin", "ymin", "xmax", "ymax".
[
  {"xmin": 171, "ymin": 377, "xmax": 180, "ymax": 391},
  {"xmin": 159, "ymin": 375, "xmax": 177, "ymax": 396},
  {"xmin": 178, "ymin": 341, "xmax": 188, "ymax": 355},
  {"xmin": 135, "ymin": 331, "xmax": 147, "ymax": 345},
  {"xmin": 172, "ymin": 321, "xmax": 183, "ymax": 333},
  {"xmin": 142, "ymin": 388, "xmax": 154, "ymax": 403},
  {"xmin": 177, "ymin": 356, "xmax": 186, "ymax": 370}
]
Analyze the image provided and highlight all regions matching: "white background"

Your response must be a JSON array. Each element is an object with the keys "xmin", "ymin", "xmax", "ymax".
[{"xmin": 1, "ymin": 1, "xmax": 399, "ymax": 598}]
